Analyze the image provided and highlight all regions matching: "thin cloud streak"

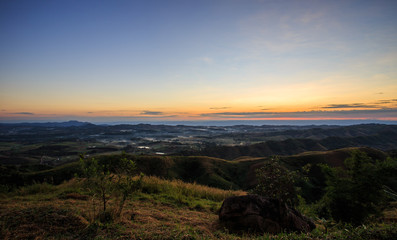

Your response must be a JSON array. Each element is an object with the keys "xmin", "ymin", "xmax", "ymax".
[
  {"xmin": 141, "ymin": 111, "xmax": 164, "ymax": 116},
  {"xmin": 321, "ymin": 103, "xmax": 378, "ymax": 109},
  {"xmin": 12, "ymin": 112, "xmax": 34, "ymax": 115},
  {"xmin": 320, "ymin": 99, "xmax": 397, "ymax": 109},
  {"xmin": 200, "ymin": 109, "xmax": 397, "ymax": 119}
]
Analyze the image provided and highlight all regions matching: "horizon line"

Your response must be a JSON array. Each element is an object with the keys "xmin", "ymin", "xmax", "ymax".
[{"xmin": 1, "ymin": 119, "xmax": 397, "ymax": 126}]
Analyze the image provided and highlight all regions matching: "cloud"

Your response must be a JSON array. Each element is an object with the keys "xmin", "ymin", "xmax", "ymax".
[
  {"xmin": 321, "ymin": 103, "xmax": 378, "ymax": 109},
  {"xmin": 376, "ymin": 100, "xmax": 393, "ymax": 104},
  {"xmin": 12, "ymin": 112, "xmax": 34, "ymax": 115},
  {"xmin": 116, "ymin": 114, "xmax": 179, "ymax": 119},
  {"xmin": 201, "ymin": 112, "xmax": 273, "ymax": 117},
  {"xmin": 239, "ymin": 5, "xmax": 343, "ymax": 56},
  {"xmin": 141, "ymin": 111, "xmax": 164, "ymax": 115},
  {"xmin": 209, "ymin": 107, "xmax": 230, "ymax": 110},
  {"xmin": 200, "ymin": 109, "xmax": 397, "ymax": 119},
  {"xmin": 321, "ymin": 100, "xmax": 397, "ymax": 109}
]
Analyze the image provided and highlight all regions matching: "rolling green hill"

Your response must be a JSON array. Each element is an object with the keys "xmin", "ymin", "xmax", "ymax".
[
  {"xmin": 2, "ymin": 147, "xmax": 393, "ymax": 195},
  {"xmin": 188, "ymin": 126, "xmax": 397, "ymax": 160}
]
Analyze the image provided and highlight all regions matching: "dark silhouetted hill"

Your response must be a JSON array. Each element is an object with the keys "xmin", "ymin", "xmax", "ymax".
[{"xmin": 186, "ymin": 124, "xmax": 397, "ymax": 160}]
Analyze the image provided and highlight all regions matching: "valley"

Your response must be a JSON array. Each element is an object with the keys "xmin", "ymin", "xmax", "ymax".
[{"xmin": 1, "ymin": 121, "xmax": 397, "ymax": 165}]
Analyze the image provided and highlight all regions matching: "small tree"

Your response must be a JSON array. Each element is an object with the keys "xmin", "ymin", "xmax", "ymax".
[
  {"xmin": 80, "ymin": 156, "xmax": 113, "ymax": 214},
  {"xmin": 113, "ymin": 157, "xmax": 143, "ymax": 218},
  {"xmin": 320, "ymin": 150, "xmax": 397, "ymax": 225},
  {"xmin": 80, "ymin": 154, "xmax": 142, "ymax": 222},
  {"xmin": 252, "ymin": 156, "xmax": 306, "ymax": 207}
]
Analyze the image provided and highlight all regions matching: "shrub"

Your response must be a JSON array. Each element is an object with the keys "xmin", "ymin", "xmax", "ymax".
[
  {"xmin": 79, "ymin": 154, "xmax": 142, "ymax": 222},
  {"xmin": 320, "ymin": 150, "xmax": 397, "ymax": 225},
  {"xmin": 252, "ymin": 156, "xmax": 309, "ymax": 206}
]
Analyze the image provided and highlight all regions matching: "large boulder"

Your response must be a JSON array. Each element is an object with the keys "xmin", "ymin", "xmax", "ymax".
[{"xmin": 219, "ymin": 194, "xmax": 316, "ymax": 234}]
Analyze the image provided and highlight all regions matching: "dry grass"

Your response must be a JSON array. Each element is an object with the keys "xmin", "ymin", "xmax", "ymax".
[
  {"xmin": 383, "ymin": 202, "xmax": 397, "ymax": 222},
  {"xmin": 2, "ymin": 178, "xmax": 396, "ymax": 239},
  {"xmin": 117, "ymin": 200, "xmax": 222, "ymax": 239},
  {"xmin": 0, "ymin": 203, "xmax": 88, "ymax": 240},
  {"xmin": 140, "ymin": 175, "xmax": 246, "ymax": 202},
  {"xmin": 0, "ymin": 177, "xmax": 247, "ymax": 239},
  {"xmin": 0, "ymin": 184, "xmax": 244, "ymax": 240}
]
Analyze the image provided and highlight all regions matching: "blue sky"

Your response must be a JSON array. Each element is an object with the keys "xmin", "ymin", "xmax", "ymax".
[{"xmin": 1, "ymin": 0, "xmax": 397, "ymax": 122}]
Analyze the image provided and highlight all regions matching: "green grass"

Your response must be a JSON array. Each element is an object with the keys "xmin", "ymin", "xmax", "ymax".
[
  {"xmin": 1, "ymin": 177, "xmax": 396, "ymax": 240},
  {"xmin": 4, "ymin": 148, "xmax": 385, "ymax": 190},
  {"xmin": 138, "ymin": 175, "xmax": 245, "ymax": 211},
  {"xmin": 11, "ymin": 154, "xmax": 259, "ymax": 189}
]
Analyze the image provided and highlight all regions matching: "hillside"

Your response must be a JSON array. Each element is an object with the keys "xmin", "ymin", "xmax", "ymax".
[
  {"xmin": 191, "ymin": 127, "xmax": 397, "ymax": 160},
  {"xmin": 0, "ymin": 154, "xmax": 262, "ymax": 190},
  {"xmin": 1, "ymin": 146, "xmax": 397, "ymax": 239},
  {"xmin": 2, "ymin": 147, "xmax": 394, "ymax": 199},
  {"xmin": 0, "ymin": 176, "xmax": 245, "ymax": 239},
  {"xmin": 1, "ymin": 175, "xmax": 396, "ymax": 240}
]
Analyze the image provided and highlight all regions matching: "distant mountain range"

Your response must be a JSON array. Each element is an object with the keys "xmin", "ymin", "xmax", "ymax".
[{"xmin": 2, "ymin": 119, "xmax": 397, "ymax": 126}]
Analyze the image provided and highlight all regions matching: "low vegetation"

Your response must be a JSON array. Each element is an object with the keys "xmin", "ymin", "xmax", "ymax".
[
  {"xmin": 316, "ymin": 151, "xmax": 397, "ymax": 224},
  {"xmin": 252, "ymin": 156, "xmax": 310, "ymax": 206},
  {"xmin": 1, "ymin": 175, "xmax": 396, "ymax": 239},
  {"xmin": 1, "ymin": 149, "xmax": 397, "ymax": 239}
]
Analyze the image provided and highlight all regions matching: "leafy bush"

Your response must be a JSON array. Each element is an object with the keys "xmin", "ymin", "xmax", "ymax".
[
  {"xmin": 252, "ymin": 156, "xmax": 309, "ymax": 206},
  {"xmin": 320, "ymin": 150, "xmax": 397, "ymax": 225}
]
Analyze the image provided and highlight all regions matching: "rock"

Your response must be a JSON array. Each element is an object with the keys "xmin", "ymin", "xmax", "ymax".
[{"xmin": 219, "ymin": 194, "xmax": 316, "ymax": 234}]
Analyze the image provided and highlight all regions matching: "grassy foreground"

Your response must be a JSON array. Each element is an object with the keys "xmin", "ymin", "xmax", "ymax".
[{"xmin": 1, "ymin": 176, "xmax": 396, "ymax": 240}]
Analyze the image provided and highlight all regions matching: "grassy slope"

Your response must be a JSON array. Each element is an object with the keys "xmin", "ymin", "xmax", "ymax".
[
  {"xmin": 0, "ymin": 177, "xmax": 246, "ymax": 239},
  {"xmin": 1, "ymin": 177, "xmax": 396, "ymax": 240},
  {"xmin": 3, "ymin": 154, "xmax": 264, "ymax": 190},
  {"xmin": 3, "ymin": 146, "xmax": 390, "ymax": 192}
]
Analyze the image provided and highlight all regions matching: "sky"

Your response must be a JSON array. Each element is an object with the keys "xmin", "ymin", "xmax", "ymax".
[{"xmin": 1, "ymin": 0, "xmax": 397, "ymax": 123}]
